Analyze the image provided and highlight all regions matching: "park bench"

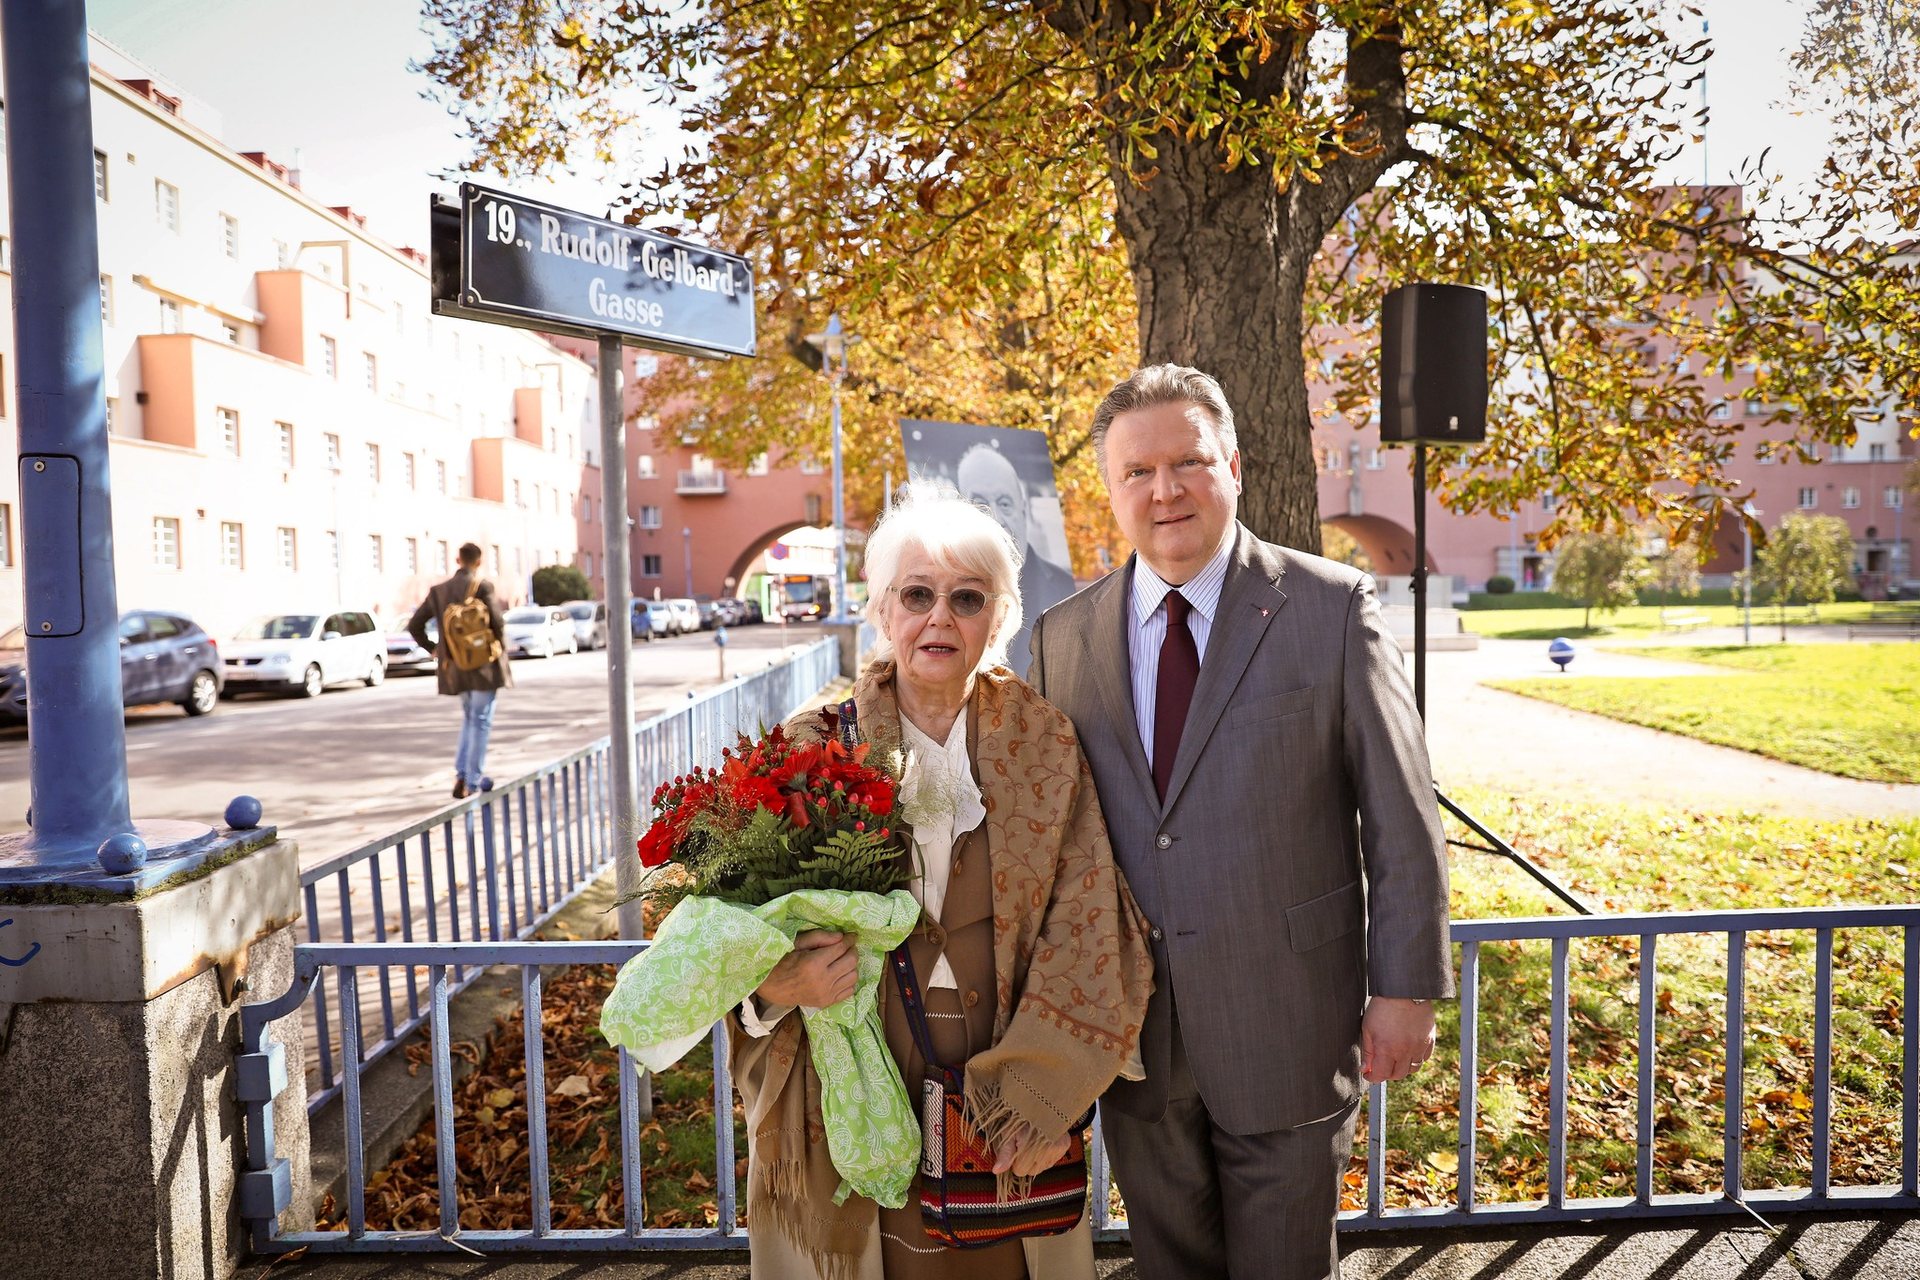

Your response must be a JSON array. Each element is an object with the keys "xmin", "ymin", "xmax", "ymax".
[
  {"xmin": 1848, "ymin": 617, "xmax": 1920, "ymax": 640},
  {"xmin": 1659, "ymin": 609, "xmax": 1711, "ymax": 631}
]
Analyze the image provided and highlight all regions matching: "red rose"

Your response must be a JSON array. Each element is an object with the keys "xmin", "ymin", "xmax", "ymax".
[{"xmin": 637, "ymin": 822, "xmax": 675, "ymax": 868}]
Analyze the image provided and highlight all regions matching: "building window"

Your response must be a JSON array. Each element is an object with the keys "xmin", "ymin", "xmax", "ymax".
[
  {"xmin": 368, "ymin": 534, "xmax": 383, "ymax": 572},
  {"xmin": 366, "ymin": 442, "xmax": 381, "ymax": 483},
  {"xmin": 0, "ymin": 503, "xmax": 11, "ymax": 566},
  {"xmin": 583, "ymin": 551, "xmax": 594, "ymax": 579},
  {"xmin": 328, "ymin": 531, "xmax": 340, "ymax": 569},
  {"xmin": 582, "ymin": 494, "xmax": 593, "ymax": 522},
  {"xmin": 152, "ymin": 517, "xmax": 180, "ymax": 568},
  {"xmin": 106, "ymin": 397, "xmax": 121, "ymax": 435},
  {"xmin": 1869, "ymin": 443, "xmax": 1887, "ymax": 461},
  {"xmin": 435, "ymin": 459, "xmax": 447, "ymax": 494},
  {"xmin": 363, "ymin": 353, "xmax": 378, "ymax": 393},
  {"xmin": 277, "ymin": 422, "xmax": 295, "ymax": 468},
  {"xmin": 403, "ymin": 453, "xmax": 416, "ymax": 489},
  {"xmin": 393, "ymin": 302, "xmax": 405, "ymax": 335},
  {"xmin": 799, "ymin": 455, "xmax": 826, "ymax": 475},
  {"xmin": 321, "ymin": 336, "xmax": 338, "ymax": 379},
  {"xmin": 436, "ymin": 540, "xmax": 450, "ymax": 573},
  {"xmin": 491, "ymin": 543, "xmax": 501, "ymax": 571},
  {"xmin": 636, "ymin": 453, "xmax": 656, "ymax": 478},
  {"xmin": 1885, "ymin": 487, "xmax": 1904, "ymax": 511},
  {"xmin": 220, "ymin": 521, "xmax": 243, "ymax": 569},
  {"xmin": 0, "ymin": 236, "xmax": 9, "ymax": 272},
  {"xmin": 324, "ymin": 433, "xmax": 341, "ymax": 470},
  {"xmin": 747, "ymin": 452, "xmax": 770, "ymax": 476},
  {"xmin": 1710, "ymin": 402, "xmax": 1731, "ymax": 420},
  {"xmin": 1798, "ymin": 487, "xmax": 1817, "ymax": 509},
  {"xmin": 221, "ymin": 320, "xmax": 240, "ymax": 344},
  {"xmin": 277, "ymin": 527, "xmax": 297, "ymax": 570},
  {"xmin": 221, "ymin": 213, "xmax": 240, "ymax": 260},
  {"xmin": 99, "ymin": 275, "xmax": 113, "ymax": 323},
  {"xmin": 640, "ymin": 504, "xmax": 662, "ymax": 529},
  {"xmin": 217, "ymin": 407, "xmax": 239, "ymax": 456},
  {"xmin": 275, "ymin": 239, "xmax": 292, "ymax": 269},
  {"xmin": 159, "ymin": 298, "xmax": 181, "ymax": 334},
  {"xmin": 1757, "ymin": 448, "xmax": 1775, "ymax": 465},
  {"xmin": 1367, "ymin": 448, "xmax": 1384, "ymax": 470},
  {"xmin": 805, "ymin": 493, "xmax": 824, "ymax": 524},
  {"xmin": 1843, "ymin": 487, "xmax": 1861, "ymax": 509},
  {"xmin": 155, "ymin": 180, "xmax": 179, "ymax": 231},
  {"xmin": 1746, "ymin": 399, "xmax": 1765, "ymax": 416},
  {"xmin": 1541, "ymin": 492, "xmax": 1559, "ymax": 513},
  {"xmin": 641, "ymin": 554, "xmax": 663, "ymax": 578},
  {"xmin": 405, "ymin": 537, "xmax": 419, "ymax": 574},
  {"xmin": 513, "ymin": 479, "xmax": 524, "ymax": 508},
  {"xmin": 93, "ymin": 150, "xmax": 109, "ymax": 201}
]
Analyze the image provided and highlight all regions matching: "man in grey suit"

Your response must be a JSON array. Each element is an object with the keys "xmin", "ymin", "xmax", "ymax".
[{"xmin": 1028, "ymin": 365, "xmax": 1452, "ymax": 1279}]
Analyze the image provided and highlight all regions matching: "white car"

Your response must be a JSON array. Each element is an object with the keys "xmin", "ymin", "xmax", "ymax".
[
  {"xmin": 222, "ymin": 610, "xmax": 386, "ymax": 698},
  {"xmin": 666, "ymin": 598, "xmax": 701, "ymax": 635},
  {"xmin": 561, "ymin": 600, "xmax": 608, "ymax": 651},
  {"xmin": 505, "ymin": 606, "xmax": 579, "ymax": 658}
]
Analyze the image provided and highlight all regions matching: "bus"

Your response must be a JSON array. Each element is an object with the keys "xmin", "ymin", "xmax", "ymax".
[{"xmin": 776, "ymin": 574, "xmax": 833, "ymax": 621}]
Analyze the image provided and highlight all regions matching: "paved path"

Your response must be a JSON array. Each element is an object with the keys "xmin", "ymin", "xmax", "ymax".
[
  {"xmin": 246, "ymin": 1210, "xmax": 1920, "ymax": 1279},
  {"xmin": 1420, "ymin": 638, "xmax": 1920, "ymax": 819}
]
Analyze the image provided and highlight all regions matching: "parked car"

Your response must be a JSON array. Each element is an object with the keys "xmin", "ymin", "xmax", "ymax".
[
  {"xmin": 744, "ymin": 599, "xmax": 765, "ymax": 624},
  {"xmin": 0, "ymin": 611, "xmax": 224, "ymax": 725},
  {"xmin": 385, "ymin": 617, "xmax": 437, "ymax": 675},
  {"xmin": 505, "ymin": 606, "xmax": 579, "ymax": 658},
  {"xmin": 641, "ymin": 599, "xmax": 675, "ymax": 639},
  {"xmin": 692, "ymin": 595, "xmax": 723, "ymax": 630},
  {"xmin": 562, "ymin": 600, "xmax": 609, "ymax": 651},
  {"xmin": 223, "ymin": 610, "xmax": 386, "ymax": 698},
  {"xmin": 667, "ymin": 598, "xmax": 702, "ymax": 634},
  {"xmin": 714, "ymin": 597, "xmax": 748, "ymax": 627}
]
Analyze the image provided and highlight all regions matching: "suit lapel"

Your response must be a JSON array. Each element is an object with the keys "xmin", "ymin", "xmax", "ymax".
[
  {"xmin": 1159, "ymin": 527, "xmax": 1289, "ymax": 813},
  {"xmin": 1087, "ymin": 561, "xmax": 1157, "ymax": 802}
]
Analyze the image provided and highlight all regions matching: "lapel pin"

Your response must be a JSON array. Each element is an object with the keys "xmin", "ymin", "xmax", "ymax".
[{"xmin": 1258, "ymin": 606, "xmax": 1270, "ymax": 618}]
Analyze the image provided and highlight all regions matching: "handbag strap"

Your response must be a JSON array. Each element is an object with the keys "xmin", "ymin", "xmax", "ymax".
[{"xmin": 888, "ymin": 943, "xmax": 952, "ymax": 1075}]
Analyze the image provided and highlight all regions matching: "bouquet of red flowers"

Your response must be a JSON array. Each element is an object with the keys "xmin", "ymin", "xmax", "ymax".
[
  {"xmin": 634, "ymin": 720, "xmax": 910, "ymax": 909},
  {"xmin": 601, "ymin": 711, "xmax": 928, "ymax": 1208}
]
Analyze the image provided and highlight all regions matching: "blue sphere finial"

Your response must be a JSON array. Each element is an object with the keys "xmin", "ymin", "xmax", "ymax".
[
  {"xmin": 1548, "ymin": 637, "xmax": 1577, "ymax": 672},
  {"xmin": 225, "ymin": 795, "xmax": 263, "ymax": 829},
  {"xmin": 98, "ymin": 832, "xmax": 150, "ymax": 875}
]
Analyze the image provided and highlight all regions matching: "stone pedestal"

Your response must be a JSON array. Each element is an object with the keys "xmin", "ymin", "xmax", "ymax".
[{"xmin": 0, "ymin": 838, "xmax": 311, "ymax": 1280}]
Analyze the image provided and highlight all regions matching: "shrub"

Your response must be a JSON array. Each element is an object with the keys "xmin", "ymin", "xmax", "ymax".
[
  {"xmin": 531, "ymin": 564, "xmax": 593, "ymax": 606},
  {"xmin": 1485, "ymin": 574, "xmax": 1515, "ymax": 595}
]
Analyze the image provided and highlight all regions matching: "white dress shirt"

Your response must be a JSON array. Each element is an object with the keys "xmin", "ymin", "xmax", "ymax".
[{"xmin": 1127, "ymin": 537, "xmax": 1233, "ymax": 768}]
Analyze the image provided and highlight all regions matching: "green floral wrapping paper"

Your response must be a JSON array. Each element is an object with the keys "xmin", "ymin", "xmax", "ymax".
[{"xmin": 599, "ymin": 886, "xmax": 925, "ymax": 1207}]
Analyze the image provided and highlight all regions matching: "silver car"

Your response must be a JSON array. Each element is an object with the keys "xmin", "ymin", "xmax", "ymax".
[
  {"xmin": 504, "ymin": 606, "xmax": 579, "ymax": 659},
  {"xmin": 562, "ymin": 601, "xmax": 608, "ymax": 651}
]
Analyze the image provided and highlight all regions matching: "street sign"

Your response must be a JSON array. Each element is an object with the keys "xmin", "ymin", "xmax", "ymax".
[{"xmin": 429, "ymin": 182, "xmax": 756, "ymax": 359}]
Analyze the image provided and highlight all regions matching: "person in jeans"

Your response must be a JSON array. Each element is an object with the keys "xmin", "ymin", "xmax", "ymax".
[{"xmin": 408, "ymin": 542, "xmax": 512, "ymax": 798}]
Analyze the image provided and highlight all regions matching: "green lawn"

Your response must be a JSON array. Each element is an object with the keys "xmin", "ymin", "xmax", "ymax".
[
  {"xmin": 1460, "ymin": 599, "xmax": 1913, "ymax": 641},
  {"xmin": 1347, "ymin": 789, "xmax": 1920, "ymax": 1211},
  {"xmin": 1485, "ymin": 644, "xmax": 1920, "ymax": 784}
]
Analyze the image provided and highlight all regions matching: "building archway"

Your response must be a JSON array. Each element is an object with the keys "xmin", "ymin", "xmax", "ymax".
[
  {"xmin": 1321, "ymin": 514, "xmax": 1434, "ymax": 576},
  {"xmin": 724, "ymin": 523, "xmax": 835, "ymax": 595}
]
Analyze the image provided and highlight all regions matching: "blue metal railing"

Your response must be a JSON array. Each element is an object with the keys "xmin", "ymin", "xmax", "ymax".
[
  {"xmin": 294, "ymin": 638, "xmax": 839, "ymax": 1115},
  {"xmin": 238, "ymin": 902, "xmax": 1920, "ymax": 1252}
]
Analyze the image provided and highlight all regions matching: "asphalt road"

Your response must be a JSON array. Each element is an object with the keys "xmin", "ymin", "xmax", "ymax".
[{"xmin": 0, "ymin": 622, "xmax": 827, "ymax": 867}]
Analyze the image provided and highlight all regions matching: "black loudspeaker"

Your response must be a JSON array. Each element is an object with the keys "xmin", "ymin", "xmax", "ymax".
[{"xmin": 1379, "ymin": 282, "xmax": 1488, "ymax": 444}]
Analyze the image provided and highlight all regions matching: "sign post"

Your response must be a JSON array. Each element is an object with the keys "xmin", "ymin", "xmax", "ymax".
[{"xmin": 431, "ymin": 183, "xmax": 755, "ymax": 937}]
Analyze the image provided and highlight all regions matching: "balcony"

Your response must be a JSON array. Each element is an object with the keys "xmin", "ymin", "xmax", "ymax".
[{"xmin": 677, "ymin": 469, "xmax": 727, "ymax": 495}]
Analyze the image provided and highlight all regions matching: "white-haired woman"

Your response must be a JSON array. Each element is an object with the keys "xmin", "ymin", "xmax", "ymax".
[{"xmin": 728, "ymin": 482, "xmax": 1155, "ymax": 1280}]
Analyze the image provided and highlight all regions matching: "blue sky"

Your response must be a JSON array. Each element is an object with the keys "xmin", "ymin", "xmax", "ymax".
[{"xmin": 86, "ymin": 0, "xmax": 1831, "ymax": 252}]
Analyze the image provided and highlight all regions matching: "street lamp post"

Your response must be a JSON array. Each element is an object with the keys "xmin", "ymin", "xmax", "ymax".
[
  {"xmin": 805, "ymin": 314, "xmax": 858, "ymax": 624},
  {"xmin": 683, "ymin": 527, "xmax": 694, "ymax": 596}
]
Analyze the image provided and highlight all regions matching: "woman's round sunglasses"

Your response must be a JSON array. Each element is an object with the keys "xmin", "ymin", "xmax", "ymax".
[{"xmin": 891, "ymin": 584, "xmax": 996, "ymax": 617}]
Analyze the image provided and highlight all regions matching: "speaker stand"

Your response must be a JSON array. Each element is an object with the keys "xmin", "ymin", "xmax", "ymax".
[{"xmin": 1409, "ymin": 442, "xmax": 1591, "ymax": 915}]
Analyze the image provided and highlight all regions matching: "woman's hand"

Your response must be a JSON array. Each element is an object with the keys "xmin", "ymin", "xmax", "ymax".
[
  {"xmin": 992, "ymin": 1126, "xmax": 1073, "ymax": 1177},
  {"xmin": 754, "ymin": 931, "xmax": 858, "ymax": 1008}
]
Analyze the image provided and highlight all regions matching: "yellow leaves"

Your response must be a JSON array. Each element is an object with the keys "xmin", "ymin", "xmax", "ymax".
[
  {"xmin": 487, "ymin": 1087, "xmax": 517, "ymax": 1109},
  {"xmin": 1424, "ymin": 1150, "xmax": 1461, "ymax": 1174}
]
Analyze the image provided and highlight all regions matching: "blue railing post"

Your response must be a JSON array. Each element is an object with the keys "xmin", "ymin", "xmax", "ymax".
[{"xmin": 0, "ymin": 0, "xmax": 130, "ymax": 870}]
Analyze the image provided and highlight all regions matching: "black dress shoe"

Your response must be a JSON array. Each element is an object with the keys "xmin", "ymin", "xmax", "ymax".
[{"xmin": 452, "ymin": 778, "xmax": 469, "ymax": 799}]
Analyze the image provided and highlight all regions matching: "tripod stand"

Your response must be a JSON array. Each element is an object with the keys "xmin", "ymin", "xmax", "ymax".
[{"xmin": 1409, "ymin": 441, "xmax": 1591, "ymax": 915}]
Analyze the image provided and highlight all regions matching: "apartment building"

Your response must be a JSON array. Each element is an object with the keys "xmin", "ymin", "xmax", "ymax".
[{"xmin": 0, "ymin": 34, "xmax": 604, "ymax": 638}]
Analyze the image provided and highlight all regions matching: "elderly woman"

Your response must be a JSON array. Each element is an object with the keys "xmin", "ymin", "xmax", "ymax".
[{"xmin": 728, "ymin": 482, "xmax": 1155, "ymax": 1280}]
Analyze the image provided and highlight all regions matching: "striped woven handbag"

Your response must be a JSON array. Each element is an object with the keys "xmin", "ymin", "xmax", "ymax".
[{"xmin": 888, "ymin": 944, "xmax": 1091, "ymax": 1248}]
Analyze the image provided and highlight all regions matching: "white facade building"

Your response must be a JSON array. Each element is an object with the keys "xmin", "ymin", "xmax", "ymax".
[{"xmin": 0, "ymin": 34, "xmax": 606, "ymax": 638}]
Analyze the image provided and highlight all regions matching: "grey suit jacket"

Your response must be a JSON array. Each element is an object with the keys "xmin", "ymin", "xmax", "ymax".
[{"xmin": 1028, "ymin": 524, "xmax": 1452, "ymax": 1135}]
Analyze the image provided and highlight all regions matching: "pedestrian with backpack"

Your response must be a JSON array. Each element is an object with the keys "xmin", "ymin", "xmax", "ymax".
[{"xmin": 408, "ymin": 542, "xmax": 512, "ymax": 799}]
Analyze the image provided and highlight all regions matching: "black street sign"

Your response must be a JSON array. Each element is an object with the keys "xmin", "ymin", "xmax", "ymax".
[{"xmin": 430, "ymin": 183, "xmax": 756, "ymax": 359}]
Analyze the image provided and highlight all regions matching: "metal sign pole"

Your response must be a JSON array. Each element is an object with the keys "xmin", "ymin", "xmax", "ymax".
[
  {"xmin": 0, "ymin": 0, "xmax": 132, "ymax": 867},
  {"xmin": 596, "ymin": 337, "xmax": 642, "ymax": 940},
  {"xmin": 1413, "ymin": 440, "xmax": 1428, "ymax": 721}
]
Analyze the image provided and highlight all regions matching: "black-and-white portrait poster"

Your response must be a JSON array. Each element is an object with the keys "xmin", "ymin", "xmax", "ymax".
[{"xmin": 899, "ymin": 419, "xmax": 1076, "ymax": 679}]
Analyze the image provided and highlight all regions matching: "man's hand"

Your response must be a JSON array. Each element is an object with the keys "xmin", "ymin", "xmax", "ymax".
[
  {"xmin": 1361, "ymin": 997, "xmax": 1437, "ymax": 1084},
  {"xmin": 754, "ymin": 931, "xmax": 858, "ymax": 1008},
  {"xmin": 993, "ymin": 1126, "xmax": 1073, "ymax": 1177}
]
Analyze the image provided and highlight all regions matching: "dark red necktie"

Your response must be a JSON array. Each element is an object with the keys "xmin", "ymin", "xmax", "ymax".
[{"xmin": 1152, "ymin": 591, "xmax": 1199, "ymax": 801}]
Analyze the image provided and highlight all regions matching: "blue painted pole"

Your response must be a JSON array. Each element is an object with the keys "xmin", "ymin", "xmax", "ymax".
[{"xmin": 0, "ymin": 0, "xmax": 134, "ymax": 869}]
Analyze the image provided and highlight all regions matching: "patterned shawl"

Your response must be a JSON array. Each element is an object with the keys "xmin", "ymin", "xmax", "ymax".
[{"xmin": 733, "ymin": 661, "xmax": 1155, "ymax": 1278}]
